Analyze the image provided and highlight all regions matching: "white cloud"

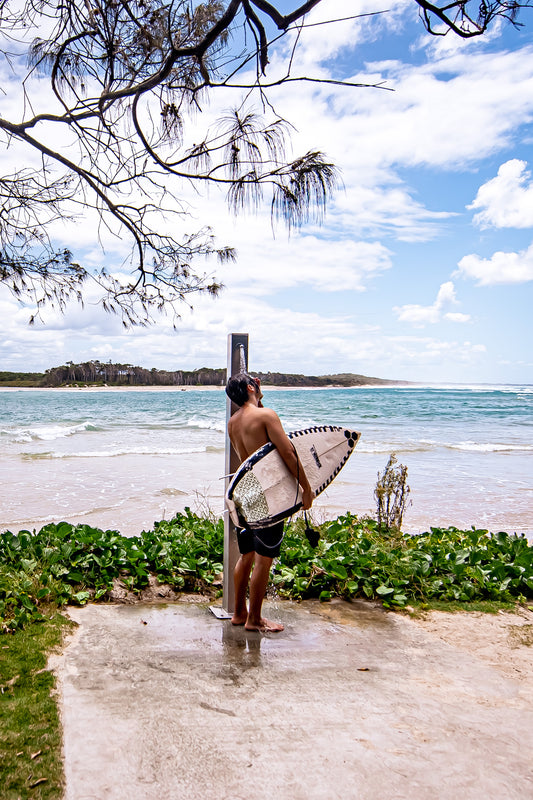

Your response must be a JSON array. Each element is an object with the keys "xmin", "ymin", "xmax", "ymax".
[
  {"xmin": 413, "ymin": 16, "xmax": 505, "ymax": 59},
  {"xmin": 444, "ymin": 312, "xmax": 471, "ymax": 323},
  {"xmin": 283, "ymin": 46, "xmax": 533, "ymax": 174},
  {"xmin": 215, "ymin": 225, "xmax": 393, "ymax": 293},
  {"xmin": 5, "ymin": 21, "xmax": 533, "ymax": 270},
  {"xmin": 331, "ymin": 183, "xmax": 455, "ymax": 242},
  {"xmin": 468, "ymin": 160, "xmax": 533, "ymax": 228},
  {"xmin": 256, "ymin": 42, "xmax": 533, "ymax": 248},
  {"xmin": 283, "ymin": 0, "xmax": 412, "ymax": 67},
  {"xmin": 456, "ymin": 243, "xmax": 533, "ymax": 285},
  {"xmin": 0, "ymin": 280, "xmax": 486, "ymax": 382},
  {"xmin": 383, "ymin": 336, "xmax": 486, "ymax": 362},
  {"xmin": 394, "ymin": 281, "xmax": 470, "ymax": 325}
]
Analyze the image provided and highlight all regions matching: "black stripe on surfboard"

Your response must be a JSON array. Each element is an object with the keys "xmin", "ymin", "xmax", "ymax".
[
  {"xmin": 290, "ymin": 430, "xmax": 360, "ymax": 463},
  {"xmin": 317, "ymin": 450, "xmax": 353, "ymax": 494},
  {"xmin": 226, "ymin": 441, "xmax": 275, "ymax": 500},
  {"xmin": 288, "ymin": 425, "xmax": 342, "ymax": 439}
]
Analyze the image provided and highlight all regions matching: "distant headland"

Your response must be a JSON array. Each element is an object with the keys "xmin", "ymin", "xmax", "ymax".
[{"xmin": 0, "ymin": 361, "xmax": 408, "ymax": 388}]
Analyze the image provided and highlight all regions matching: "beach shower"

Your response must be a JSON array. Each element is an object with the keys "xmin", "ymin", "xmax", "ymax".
[{"xmin": 237, "ymin": 343, "xmax": 247, "ymax": 373}]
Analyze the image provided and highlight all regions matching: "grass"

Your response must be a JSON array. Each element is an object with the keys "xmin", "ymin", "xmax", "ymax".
[{"xmin": 0, "ymin": 614, "xmax": 73, "ymax": 800}]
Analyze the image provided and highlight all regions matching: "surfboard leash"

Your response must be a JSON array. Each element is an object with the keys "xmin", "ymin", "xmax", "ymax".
[
  {"xmin": 303, "ymin": 511, "xmax": 320, "ymax": 548},
  {"xmin": 291, "ymin": 442, "xmax": 320, "ymax": 549}
]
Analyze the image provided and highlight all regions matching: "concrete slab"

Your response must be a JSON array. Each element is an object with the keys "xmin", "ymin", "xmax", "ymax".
[{"xmin": 54, "ymin": 599, "xmax": 533, "ymax": 800}]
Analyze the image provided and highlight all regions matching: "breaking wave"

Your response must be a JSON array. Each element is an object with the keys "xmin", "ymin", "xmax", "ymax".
[
  {"xmin": 3, "ymin": 421, "xmax": 98, "ymax": 443},
  {"xmin": 22, "ymin": 445, "xmax": 218, "ymax": 460}
]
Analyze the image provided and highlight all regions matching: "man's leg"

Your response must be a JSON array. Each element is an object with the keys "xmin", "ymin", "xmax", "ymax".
[
  {"xmin": 245, "ymin": 553, "xmax": 284, "ymax": 632},
  {"xmin": 232, "ymin": 551, "xmax": 254, "ymax": 625}
]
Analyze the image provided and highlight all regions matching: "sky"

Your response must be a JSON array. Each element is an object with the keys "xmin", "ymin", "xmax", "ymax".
[{"xmin": 1, "ymin": 0, "xmax": 533, "ymax": 383}]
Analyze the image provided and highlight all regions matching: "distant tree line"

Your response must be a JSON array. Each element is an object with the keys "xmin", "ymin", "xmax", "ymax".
[
  {"xmin": 41, "ymin": 362, "xmax": 226, "ymax": 387},
  {"xmin": 0, "ymin": 371, "xmax": 46, "ymax": 387},
  {"xmin": 254, "ymin": 371, "xmax": 398, "ymax": 387},
  {"xmin": 0, "ymin": 362, "xmax": 404, "ymax": 388}
]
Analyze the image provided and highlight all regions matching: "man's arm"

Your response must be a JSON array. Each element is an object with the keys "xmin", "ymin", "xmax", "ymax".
[{"xmin": 263, "ymin": 409, "xmax": 313, "ymax": 510}]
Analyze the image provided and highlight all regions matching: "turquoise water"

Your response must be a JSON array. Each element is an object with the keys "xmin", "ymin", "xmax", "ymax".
[{"xmin": 0, "ymin": 385, "xmax": 531, "ymax": 536}]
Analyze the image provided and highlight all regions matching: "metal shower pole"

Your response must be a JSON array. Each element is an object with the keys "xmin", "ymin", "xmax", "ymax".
[{"xmin": 221, "ymin": 333, "xmax": 249, "ymax": 615}]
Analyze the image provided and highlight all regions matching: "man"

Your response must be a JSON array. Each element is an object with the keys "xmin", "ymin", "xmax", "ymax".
[{"xmin": 225, "ymin": 372, "xmax": 313, "ymax": 632}]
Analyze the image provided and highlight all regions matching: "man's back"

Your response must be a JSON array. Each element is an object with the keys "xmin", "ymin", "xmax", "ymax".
[{"xmin": 228, "ymin": 403, "xmax": 277, "ymax": 461}]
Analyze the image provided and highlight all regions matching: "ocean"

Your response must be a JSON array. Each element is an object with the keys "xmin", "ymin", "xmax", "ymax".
[{"xmin": 0, "ymin": 385, "xmax": 531, "ymax": 537}]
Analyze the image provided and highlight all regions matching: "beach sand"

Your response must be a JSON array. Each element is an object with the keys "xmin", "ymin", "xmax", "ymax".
[
  {"xmin": 2, "ymin": 447, "xmax": 531, "ymax": 538},
  {"xmin": 411, "ymin": 604, "xmax": 533, "ymax": 686}
]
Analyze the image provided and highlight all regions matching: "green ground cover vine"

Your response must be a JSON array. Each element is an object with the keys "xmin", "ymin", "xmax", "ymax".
[
  {"xmin": 1, "ymin": 510, "xmax": 532, "ymax": 632},
  {"xmin": 0, "ymin": 509, "xmax": 224, "ymax": 632},
  {"xmin": 274, "ymin": 514, "xmax": 532, "ymax": 607}
]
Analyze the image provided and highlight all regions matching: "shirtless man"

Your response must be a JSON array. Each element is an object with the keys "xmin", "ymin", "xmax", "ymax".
[{"xmin": 225, "ymin": 372, "xmax": 313, "ymax": 633}]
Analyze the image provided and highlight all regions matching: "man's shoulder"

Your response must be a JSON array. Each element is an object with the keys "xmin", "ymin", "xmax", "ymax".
[{"xmin": 254, "ymin": 405, "xmax": 279, "ymax": 421}]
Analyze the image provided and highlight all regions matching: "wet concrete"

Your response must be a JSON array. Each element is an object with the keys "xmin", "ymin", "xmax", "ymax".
[{"xmin": 55, "ymin": 599, "xmax": 533, "ymax": 800}]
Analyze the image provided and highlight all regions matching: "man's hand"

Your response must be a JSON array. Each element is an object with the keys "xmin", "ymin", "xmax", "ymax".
[{"xmin": 302, "ymin": 485, "xmax": 313, "ymax": 510}]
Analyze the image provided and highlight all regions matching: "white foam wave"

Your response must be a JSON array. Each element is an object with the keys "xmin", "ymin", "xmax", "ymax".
[
  {"xmin": 357, "ymin": 441, "xmax": 439, "ymax": 454},
  {"xmin": 448, "ymin": 442, "xmax": 533, "ymax": 453},
  {"xmin": 185, "ymin": 416, "xmax": 225, "ymax": 433},
  {"xmin": 392, "ymin": 383, "xmax": 533, "ymax": 394},
  {"xmin": 23, "ymin": 445, "xmax": 217, "ymax": 459},
  {"xmin": 0, "ymin": 501, "xmax": 128, "ymax": 531},
  {"xmin": 6, "ymin": 421, "xmax": 96, "ymax": 443},
  {"xmin": 356, "ymin": 439, "xmax": 533, "ymax": 454}
]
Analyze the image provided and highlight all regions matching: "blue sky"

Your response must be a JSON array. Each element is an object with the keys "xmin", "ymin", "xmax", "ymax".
[{"xmin": 1, "ymin": 0, "xmax": 533, "ymax": 383}]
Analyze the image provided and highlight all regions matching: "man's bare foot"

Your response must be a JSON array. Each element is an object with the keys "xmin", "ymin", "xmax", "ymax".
[
  {"xmin": 231, "ymin": 614, "xmax": 247, "ymax": 626},
  {"xmin": 245, "ymin": 618, "xmax": 284, "ymax": 633}
]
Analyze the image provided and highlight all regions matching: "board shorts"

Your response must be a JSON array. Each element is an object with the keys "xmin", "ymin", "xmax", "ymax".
[{"xmin": 236, "ymin": 520, "xmax": 285, "ymax": 559}]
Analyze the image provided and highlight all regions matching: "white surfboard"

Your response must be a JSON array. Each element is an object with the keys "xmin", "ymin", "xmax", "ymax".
[{"xmin": 225, "ymin": 425, "xmax": 360, "ymax": 529}]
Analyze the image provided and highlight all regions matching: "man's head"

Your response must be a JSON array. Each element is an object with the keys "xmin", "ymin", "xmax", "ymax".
[{"xmin": 225, "ymin": 372, "xmax": 261, "ymax": 407}]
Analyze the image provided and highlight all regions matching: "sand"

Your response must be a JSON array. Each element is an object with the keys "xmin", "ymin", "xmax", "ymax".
[{"xmin": 413, "ymin": 604, "xmax": 533, "ymax": 688}]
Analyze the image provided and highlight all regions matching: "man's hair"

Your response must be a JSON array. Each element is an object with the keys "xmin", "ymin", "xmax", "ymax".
[{"xmin": 225, "ymin": 372, "xmax": 256, "ymax": 407}]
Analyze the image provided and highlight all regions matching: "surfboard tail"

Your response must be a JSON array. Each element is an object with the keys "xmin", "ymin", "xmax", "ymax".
[{"xmin": 225, "ymin": 496, "xmax": 241, "ymax": 527}]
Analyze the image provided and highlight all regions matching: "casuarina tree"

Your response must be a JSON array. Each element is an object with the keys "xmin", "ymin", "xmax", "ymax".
[{"xmin": 0, "ymin": 0, "xmax": 529, "ymax": 324}]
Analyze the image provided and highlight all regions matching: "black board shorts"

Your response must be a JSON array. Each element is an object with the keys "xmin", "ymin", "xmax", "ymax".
[{"xmin": 236, "ymin": 521, "xmax": 285, "ymax": 559}]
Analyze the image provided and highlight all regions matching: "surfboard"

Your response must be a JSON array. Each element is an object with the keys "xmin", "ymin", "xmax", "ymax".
[{"xmin": 225, "ymin": 426, "xmax": 360, "ymax": 529}]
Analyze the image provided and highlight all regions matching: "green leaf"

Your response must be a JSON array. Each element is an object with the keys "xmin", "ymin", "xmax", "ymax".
[
  {"xmin": 329, "ymin": 564, "xmax": 348, "ymax": 580},
  {"xmin": 392, "ymin": 593, "xmax": 408, "ymax": 606},
  {"xmin": 73, "ymin": 591, "xmax": 90, "ymax": 605},
  {"xmin": 376, "ymin": 585, "xmax": 394, "ymax": 596}
]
